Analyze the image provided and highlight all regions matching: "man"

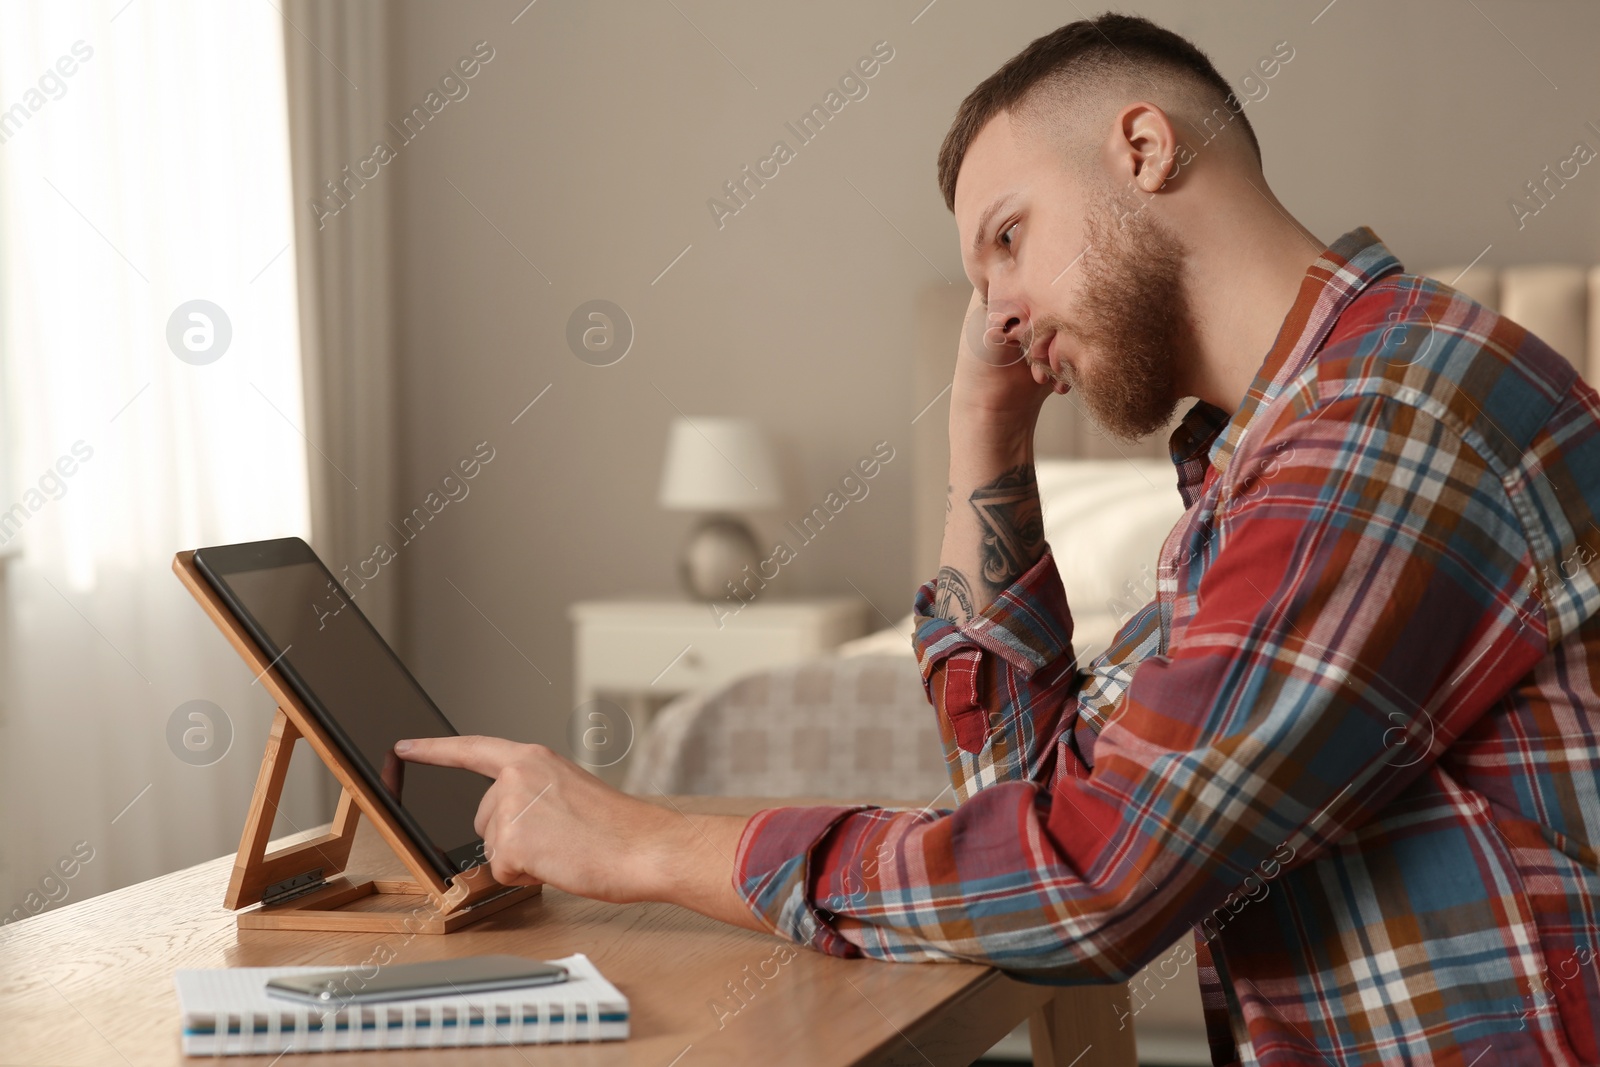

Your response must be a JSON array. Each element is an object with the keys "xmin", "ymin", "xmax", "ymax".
[{"xmin": 399, "ymin": 13, "xmax": 1600, "ymax": 1065}]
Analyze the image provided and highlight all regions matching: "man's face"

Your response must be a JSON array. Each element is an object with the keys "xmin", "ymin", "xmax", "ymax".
[{"xmin": 955, "ymin": 111, "xmax": 1193, "ymax": 441}]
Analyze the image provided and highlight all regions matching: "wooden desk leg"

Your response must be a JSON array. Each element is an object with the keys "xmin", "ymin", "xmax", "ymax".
[{"xmin": 1029, "ymin": 984, "xmax": 1137, "ymax": 1067}]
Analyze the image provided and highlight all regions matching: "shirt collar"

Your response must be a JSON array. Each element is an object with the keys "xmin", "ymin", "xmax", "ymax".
[{"xmin": 1166, "ymin": 226, "xmax": 1405, "ymax": 498}]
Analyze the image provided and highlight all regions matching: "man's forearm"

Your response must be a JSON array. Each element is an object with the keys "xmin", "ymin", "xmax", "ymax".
[
  {"xmin": 932, "ymin": 411, "xmax": 1046, "ymax": 625},
  {"xmin": 648, "ymin": 808, "xmax": 768, "ymax": 934}
]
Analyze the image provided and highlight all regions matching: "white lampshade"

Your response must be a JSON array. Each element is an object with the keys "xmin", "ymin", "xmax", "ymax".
[{"xmin": 658, "ymin": 417, "xmax": 782, "ymax": 512}]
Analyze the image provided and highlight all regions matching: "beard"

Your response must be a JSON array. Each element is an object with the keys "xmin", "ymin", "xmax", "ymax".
[{"xmin": 1029, "ymin": 188, "xmax": 1194, "ymax": 443}]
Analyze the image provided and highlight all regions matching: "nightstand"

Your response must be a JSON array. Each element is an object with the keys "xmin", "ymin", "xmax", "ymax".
[{"xmin": 567, "ymin": 596, "xmax": 870, "ymax": 782}]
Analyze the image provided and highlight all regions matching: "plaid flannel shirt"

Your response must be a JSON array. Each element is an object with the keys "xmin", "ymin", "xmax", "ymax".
[{"xmin": 733, "ymin": 227, "xmax": 1600, "ymax": 1065}]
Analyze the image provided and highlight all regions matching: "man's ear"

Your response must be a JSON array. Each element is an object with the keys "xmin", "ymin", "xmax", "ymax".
[{"xmin": 1105, "ymin": 101, "xmax": 1179, "ymax": 193}]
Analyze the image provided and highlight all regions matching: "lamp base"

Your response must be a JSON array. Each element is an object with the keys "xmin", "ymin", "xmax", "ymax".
[{"xmin": 678, "ymin": 515, "xmax": 761, "ymax": 601}]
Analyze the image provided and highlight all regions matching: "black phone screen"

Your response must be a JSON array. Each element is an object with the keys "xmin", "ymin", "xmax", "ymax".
[{"xmin": 194, "ymin": 539, "xmax": 488, "ymax": 880}]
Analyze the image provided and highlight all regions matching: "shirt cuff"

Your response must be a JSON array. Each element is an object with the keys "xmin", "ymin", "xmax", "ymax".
[
  {"xmin": 731, "ymin": 804, "xmax": 871, "ymax": 957},
  {"xmin": 911, "ymin": 547, "xmax": 1075, "ymax": 682}
]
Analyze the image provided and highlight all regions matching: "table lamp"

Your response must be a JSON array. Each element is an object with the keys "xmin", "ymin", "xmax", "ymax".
[{"xmin": 658, "ymin": 416, "xmax": 782, "ymax": 601}]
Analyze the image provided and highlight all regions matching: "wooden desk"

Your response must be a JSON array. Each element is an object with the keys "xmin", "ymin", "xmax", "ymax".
[{"xmin": 0, "ymin": 797, "xmax": 1135, "ymax": 1066}]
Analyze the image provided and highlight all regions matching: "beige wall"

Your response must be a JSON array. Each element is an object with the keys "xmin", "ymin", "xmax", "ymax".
[{"xmin": 377, "ymin": 0, "xmax": 1600, "ymax": 749}]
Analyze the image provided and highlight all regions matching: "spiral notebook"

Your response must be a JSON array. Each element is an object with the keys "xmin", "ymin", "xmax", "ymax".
[{"xmin": 173, "ymin": 952, "xmax": 627, "ymax": 1055}]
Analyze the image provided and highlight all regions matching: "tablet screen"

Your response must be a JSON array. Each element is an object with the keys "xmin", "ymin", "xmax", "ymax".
[{"xmin": 195, "ymin": 540, "xmax": 489, "ymax": 880}]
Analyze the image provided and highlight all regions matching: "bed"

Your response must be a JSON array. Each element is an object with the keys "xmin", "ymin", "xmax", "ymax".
[{"xmin": 622, "ymin": 260, "xmax": 1600, "ymax": 1063}]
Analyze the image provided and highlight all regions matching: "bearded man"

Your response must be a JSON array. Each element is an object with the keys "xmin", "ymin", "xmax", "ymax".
[{"xmin": 400, "ymin": 14, "xmax": 1600, "ymax": 1065}]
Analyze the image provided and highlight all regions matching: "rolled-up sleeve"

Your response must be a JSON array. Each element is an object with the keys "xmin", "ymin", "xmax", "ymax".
[
  {"xmin": 731, "ymin": 548, "xmax": 1093, "ymax": 960},
  {"xmin": 911, "ymin": 548, "xmax": 1088, "ymax": 797}
]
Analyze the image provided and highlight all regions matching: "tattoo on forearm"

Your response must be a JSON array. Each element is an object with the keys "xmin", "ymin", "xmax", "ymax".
[
  {"xmin": 932, "ymin": 464, "xmax": 1043, "ymax": 625},
  {"xmin": 933, "ymin": 565, "xmax": 975, "ymax": 624},
  {"xmin": 969, "ymin": 463, "xmax": 1044, "ymax": 588}
]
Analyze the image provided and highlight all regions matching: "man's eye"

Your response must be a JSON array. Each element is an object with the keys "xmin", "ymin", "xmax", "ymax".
[{"xmin": 1000, "ymin": 222, "xmax": 1018, "ymax": 248}]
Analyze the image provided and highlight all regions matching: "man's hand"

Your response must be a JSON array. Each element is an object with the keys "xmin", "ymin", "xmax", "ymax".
[
  {"xmin": 953, "ymin": 287, "xmax": 1063, "ymax": 426},
  {"xmin": 394, "ymin": 735, "xmax": 765, "ymax": 932}
]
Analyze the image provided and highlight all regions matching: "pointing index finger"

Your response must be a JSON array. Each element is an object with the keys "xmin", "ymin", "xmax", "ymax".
[{"xmin": 394, "ymin": 734, "xmax": 522, "ymax": 778}]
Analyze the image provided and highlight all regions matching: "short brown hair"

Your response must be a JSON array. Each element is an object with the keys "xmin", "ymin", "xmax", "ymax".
[{"xmin": 936, "ymin": 13, "xmax": 1260, "ymax": 211}]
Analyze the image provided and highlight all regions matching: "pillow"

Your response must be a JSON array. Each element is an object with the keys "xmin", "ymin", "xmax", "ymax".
[
  {"xmin": 1037, "ymin": 457, "xmax": 1185, "ymax": 636},
  {"xmin": 837, "ymin": 457, "xmax": 1187, "ymax": 659}
]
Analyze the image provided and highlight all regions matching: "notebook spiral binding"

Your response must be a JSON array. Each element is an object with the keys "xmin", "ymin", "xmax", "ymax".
[{"xmin": 210, "ymin": 995, "xmax": 606, "ymax": 1053}]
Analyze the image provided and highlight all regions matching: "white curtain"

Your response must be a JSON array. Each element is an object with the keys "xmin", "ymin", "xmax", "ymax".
[
  {"xmin": 0, "ymin": 0, "xmax": 330, "ymax": 916},
  {"xmin": 282, "ymin": 0, "xmax": 399, "ymax": 641}
]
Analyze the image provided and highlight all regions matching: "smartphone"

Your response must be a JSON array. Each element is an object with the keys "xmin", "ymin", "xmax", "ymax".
[
  {"xmin": 265, "ymin": 955, "xmax": 570, "ymax": 1006},
  {"xmin": 192, "ymin": 537, "xmax": 490, "ymax": 881}
]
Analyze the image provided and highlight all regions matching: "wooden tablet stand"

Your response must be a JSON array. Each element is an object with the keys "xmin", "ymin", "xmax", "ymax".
[{"xmin": 173, "ymin": 550, "xmax": 540, "ymax": 934}]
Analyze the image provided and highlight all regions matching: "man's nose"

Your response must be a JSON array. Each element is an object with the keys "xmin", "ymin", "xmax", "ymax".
[{"xmin": 984, "ymin": 298, "xmax": 1029, "ymax": 348}]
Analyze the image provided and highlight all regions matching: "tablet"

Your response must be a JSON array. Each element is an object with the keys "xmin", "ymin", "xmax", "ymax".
[{"xmin": 193, "ymin": 537, "xmax": 489, "ymax": 881}]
